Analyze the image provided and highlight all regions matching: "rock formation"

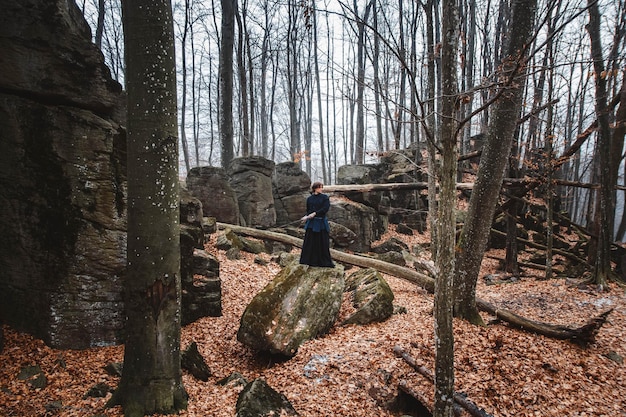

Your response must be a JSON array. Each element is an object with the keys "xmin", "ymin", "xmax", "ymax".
[
  {"xmin": 0, "ymin": 0, "xmax": 126, "ymax": 348},
  {"xmin": 186, "ymin": 166, "xmax": 240, "ymax": 225},
  {"xmin": 228, "ymin": 156, "xmax": 277, "ymax": 228}
]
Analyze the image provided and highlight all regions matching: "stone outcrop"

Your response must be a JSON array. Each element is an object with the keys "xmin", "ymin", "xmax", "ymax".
[
  {"xmin": 0, "ymin": 1, "xmax": 224, "ymax": 349},
  {"xmin": 342, "ymin": 268, "xmax": 394, "ymax": 325},
  {"xmin": 273, "ymin": 162, "xmax": 311, "ymax": 225},
  {"xmin": 0, "ymin": 0, "xmax": 126, "ymax": 348},
  {"xmin": 237, "ymin": 262, "xmax": 344, "ymax": 357},
  {"xmin": 180, "ymin": 189, "xmax": 221, "ymax": 326},
  {"xmin": 186, "ymin": 166, "xmax": 240, "ymax": 225},
  {"xmin": 335, "ymin": 145, "xmax": 429, "ymax": 232},
  {"xmin": 328, "ymin": 200, "xmax": 386, "ymax": 253},
  {"xmin": 228, "ymin": 156, "xmax": 276, "ymax": 228}
]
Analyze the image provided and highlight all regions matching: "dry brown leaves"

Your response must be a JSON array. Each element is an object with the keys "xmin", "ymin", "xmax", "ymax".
[{"xmin": 1, "ymin": 226, "xmax": 625, "ymax": 417}]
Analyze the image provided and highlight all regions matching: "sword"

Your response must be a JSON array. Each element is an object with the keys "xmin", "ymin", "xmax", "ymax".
[{"xmin": 274, "ymin": 218, "xmax": 306, "ymax": 228}]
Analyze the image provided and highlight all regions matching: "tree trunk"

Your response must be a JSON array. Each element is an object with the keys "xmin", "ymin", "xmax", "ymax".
[
  {"xmin": 179, "ymin": 0, "xmax": 191, "ymax": 173},
  {"xmin": 454, "ymin": 0, "xmax": 537, "ymax": 324},
  {"xmin": 112, "ymin": 1, "xmax": 187, "ymax": 415},
  {"xmin": 586, "ymin": 0, "xmax": 614, "ymax": 290},
  {"xmin": 354, "ymin": 0, "xmax": 373, "ymax": 164},
  {"xmin": 312, "ymin": 1, "xmax": 328, "ymax": 183},
  {"xmin": 235, "ymin": 3, "xmax": 250, "ymax": 157},
  {"xmin": 219, "ymin": 0, "xmax": 236, "ymax": 167},
  {"xmin": 287, "ymin": 0, "xmax": 301, "ymax": 165},
  {"xmin": 614, "ymin": 79, "xmax": 626, "ymax": 241},
  {"xmin": 94, "ymin": 0, "xmax": 105, "ymax": 49},
  {"xmin": 433, "ymin": 0, "xmax": 459, "ymax": 415}
]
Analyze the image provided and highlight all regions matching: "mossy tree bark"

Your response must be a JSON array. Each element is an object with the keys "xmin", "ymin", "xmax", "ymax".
[{"xmin": 109, "ymin": 1, "xmax": 188, "ymax": 415}]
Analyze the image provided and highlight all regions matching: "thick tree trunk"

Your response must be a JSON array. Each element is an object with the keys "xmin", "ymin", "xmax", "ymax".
[
  {"xmin": 112, "ymin": 1, "xmax": 187, "ymax": 415},
  {"xmin": 454, "ymin": 0, "xmax": 538, "ymax": 324}
]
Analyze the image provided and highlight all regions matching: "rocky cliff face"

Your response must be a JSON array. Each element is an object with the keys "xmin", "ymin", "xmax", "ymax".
[{"xmin": 0, "ymin": 0, "xmax": 127, "ymax": 348}]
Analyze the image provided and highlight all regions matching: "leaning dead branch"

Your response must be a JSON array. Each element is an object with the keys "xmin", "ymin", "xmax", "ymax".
[
  {"xmin": 393, "ymin": 346, "xmax": 493, "ymax": 417},
  {"xmin": 216, "ymin": 223, "xmax": 612, "ymax": 346}
]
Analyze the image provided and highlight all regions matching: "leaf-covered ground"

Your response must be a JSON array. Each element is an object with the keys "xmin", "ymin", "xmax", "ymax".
[{"xmin": 1, "ymin": 226, "xmax": 625, "ymax": 416}]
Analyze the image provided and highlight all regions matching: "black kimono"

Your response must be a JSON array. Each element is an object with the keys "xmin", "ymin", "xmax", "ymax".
[{"xmin": 299, "ymin": 192, "xmax": 335, "ymax": 267}]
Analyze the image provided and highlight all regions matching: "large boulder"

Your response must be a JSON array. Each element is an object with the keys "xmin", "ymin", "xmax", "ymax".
[
  {"xmin": 342, "ymin": 268, "xmax": 394, "ymax": 325},
  {"xmin": 228, "ymin": 156, "xmax": 276, "ymax": 228},
  {"xmin": 336, "ymin": 164, "xmax": 385, "ymax": 209},
  {"xmin": 328, "ymin": 199, "xmax": 387, "ymax": 253},
  {"xmin": 237, "ymin": 262, "xmax": 345, "ymax": 357},
  {"xmin": 0, "ymin": 0, "xmax": 127, "ymax": 348},
  {"xmin": 186, "ymin": 166, "xmax": 240, "ymax": 225},
  {"xmin": 272, "ymin": 162, "xmax": 311, "ymax": 226}
]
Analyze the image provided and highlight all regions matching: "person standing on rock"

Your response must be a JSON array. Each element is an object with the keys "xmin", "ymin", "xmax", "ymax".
[{"xmin": 299, "ymin": 182, "xmax": 335, "ymax": 267}]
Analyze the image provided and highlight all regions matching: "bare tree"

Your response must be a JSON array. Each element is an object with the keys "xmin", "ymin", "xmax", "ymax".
[
  {"xmin": 235, "ymin": 0, "xmax": 251, "ymax": 156},
  {"xmin": 220, "ymin": 0, "xmax": 236, "ymax": 167},
  {"xmin": 433, "ymin": 0, "xmax": 460, "ymax": 414},
  {"xmin": 354, "ymin": 0, "xmax": 373, "ymax": 164},
  {"xmin": 585, "ymin": 0, "xmax": 619, "ymax": 289},
  {"xmin": 454, "ymin": 0, "xmax": 538, "ymax": 324},
  {"xmin": 178, "ymin": 0, "xmax": 192, "ymax": 173}
]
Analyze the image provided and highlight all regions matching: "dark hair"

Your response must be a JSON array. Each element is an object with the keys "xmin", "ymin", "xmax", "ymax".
[{"xmin": 311, "ymin": 181, "xmax": 324, "ymax": 193}]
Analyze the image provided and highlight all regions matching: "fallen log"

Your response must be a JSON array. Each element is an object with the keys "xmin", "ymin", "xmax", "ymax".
[
  {"xmin": 322, "ymin": 182, "xmax": 474, "ymax": 193},
  {"xmin": 394, "ymin": 346, "xmax": 493, "ymax": 417},
  {"xmin": 475, "ymin": 300, "xmax": 613, "ymax": 346},
  {"xmin": 216, "ymin": 223, "xmax": 611, "ymax": 346}
]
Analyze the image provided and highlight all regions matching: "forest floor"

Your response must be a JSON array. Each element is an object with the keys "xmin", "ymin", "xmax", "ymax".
[{"xmin": 1, "ymin": 225, "xmax": 625, "ymax": 417}]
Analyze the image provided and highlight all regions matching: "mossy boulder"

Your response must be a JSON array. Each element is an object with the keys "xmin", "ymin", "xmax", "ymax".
[
  {"xmin": 237, "ymin": 262, "xmax": 345, "ymax": 357},
  {"xmin": 342, "ymin": 268, "xmax": 394, "ymax": 325}
]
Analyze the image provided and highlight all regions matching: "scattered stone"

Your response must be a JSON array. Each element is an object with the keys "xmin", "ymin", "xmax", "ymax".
[
  {"xmin": 371, "ymin": 237, "xmax": 409, "ymax": 254},
  {"xmin": 217, "ymin": 229, "xmax": 244, "ymax": 251},
  {"xmin": 103, "ymin": 362, "xmax": 123, "ymax": 377},
  {"xmin": 226, "ymin": 247, "xmax": 241, "ymax": 260},
  {"xmin": 393, "ymin": 305, "xmax": 408, "ymax": 315},
  {"xmin": 236, "ymin": 378, "xmax": 299, "ymax": 417},
  {"xmin": 375, "ymin": 251, "xmax": 406, "ymax": 266},
  {"xmin": 396, "ymin": 223, "xmax": 413, "ymax": 235},
  {"xmin": 605, "ymin": 351, "xmax": 623, "ymax": 365},
  {"xmin": 182, "ymin": 341, "xmax": 211, "ymax": 381},
  {"xmin": 240, "ymin": 236, "xmax": 266, "ymax": 254},
  {"xmin": 217, "ymin": 372, "xmax": 249, "ymax": 387},
  {"xmin": 18, "ymin": 365, "xmax": 48, "ymax": 389},
  {"xmin": 84, "ymin": 382, "xmax": 112, "ymax": 398},
  {"xmin": 44, "ymin": 401, "xmax": 63, "ymax": 413}
]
